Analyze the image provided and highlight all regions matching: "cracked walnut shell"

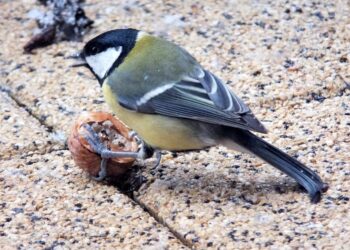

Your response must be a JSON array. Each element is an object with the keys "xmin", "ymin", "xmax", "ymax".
[{"xmin": 68, "ymin": 112, "xmax": 138, "ymax": 178}]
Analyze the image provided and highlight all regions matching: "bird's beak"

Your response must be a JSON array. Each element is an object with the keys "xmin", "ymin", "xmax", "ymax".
[{"xmin": 66, "ymin": 51, "xmax": 89, "ymax": 68}]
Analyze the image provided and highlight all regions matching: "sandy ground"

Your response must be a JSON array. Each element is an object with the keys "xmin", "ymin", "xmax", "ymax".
[{"xmin": 0, "ymin": 0, "xmax": 349, "ymax": 249}]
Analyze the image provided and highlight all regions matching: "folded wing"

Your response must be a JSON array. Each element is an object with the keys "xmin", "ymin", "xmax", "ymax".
[{"xmin": 119, "ymin": 67, "xmax": 267, "ymax": 133}]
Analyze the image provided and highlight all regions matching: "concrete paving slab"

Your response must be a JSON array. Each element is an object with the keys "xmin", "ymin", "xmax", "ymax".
[
  {"xmin": 0, "ymin": 150, "xmax": 187, "ymax": 249},
  {"xmin": 0, "ymin": 0, "xmax": 349, "ymax": 249},
  {"xmin": 0, "ymin": 91, "xmax": 62, "ymax": 159}
]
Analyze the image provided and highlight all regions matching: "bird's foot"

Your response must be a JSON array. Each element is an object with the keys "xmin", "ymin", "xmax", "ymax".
[
  {"xmin": 128, "ymin": 131, "xmax": 163, "ymax": 173},
  {"xmin": 129, "ymin": 130, "xmax": 144, "ymax": 146},
  {"xmin": 82, "ymin": 124, "xmax": 146, "ymax": 180}
]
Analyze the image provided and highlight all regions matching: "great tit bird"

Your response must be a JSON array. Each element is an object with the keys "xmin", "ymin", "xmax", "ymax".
[{"xmin": 74, "ymin": 28, "xmax": 327, "ymax": 203}]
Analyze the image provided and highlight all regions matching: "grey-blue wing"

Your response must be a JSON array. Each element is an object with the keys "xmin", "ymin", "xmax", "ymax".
[{"xmin": 119, "ymin": 69, "xmax": 267, "ymax": 133}]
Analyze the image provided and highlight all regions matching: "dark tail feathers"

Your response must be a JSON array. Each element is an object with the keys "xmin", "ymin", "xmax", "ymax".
[{"xmin": 227, "ymin": 129, "xmax": 328, "ymax": 203}]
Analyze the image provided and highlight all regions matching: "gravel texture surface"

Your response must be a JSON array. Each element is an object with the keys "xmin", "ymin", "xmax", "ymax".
[
  {"xmin": 1, "ymin": 0, "xmax": 349, "ymax": 249},
  {"xmin": 0, "ymin": 91, "xmax": 62, "ymax": 160},
  {"xmin": 0, "ymin": 151, "xmax": 186, "ymax": 249}
]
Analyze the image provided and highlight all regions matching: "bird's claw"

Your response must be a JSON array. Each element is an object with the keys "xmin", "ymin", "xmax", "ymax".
[
  {"xmin": 82, "ymin": 123, "xmax": 143, "ymax": 181},
  {"xmin": 82, "ymin": 123, "xmax": 108, "ymax": 155},
  {"xmin": 82, "ymin": 123, "xmax": 141, "ymax": 158}
]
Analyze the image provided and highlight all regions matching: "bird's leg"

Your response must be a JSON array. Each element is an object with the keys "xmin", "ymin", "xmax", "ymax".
[
  {"xmin": 129, "ymin": 130, "xmax": 145, "ymax": 149},
  {"xmin": 128, "ymin": 130, "xmax": 163, "ymax": 173},
  {"xmin": 150, "ymin": 150, "xmax": 162, "ymax": 173},
  {"xmin": 153, "ymin": 150, "xmax": 162, "ymax": 168},
  {"xmin": 92, "ymin": 158, "xmax": 108, "ymax": 181},
  {"xmin": 82, "ymin": 124, "xmax": 147, "ymax": 180},
  {"xmin": 128, "ymin": 130, "xmax": 152, "ymax": 164}
]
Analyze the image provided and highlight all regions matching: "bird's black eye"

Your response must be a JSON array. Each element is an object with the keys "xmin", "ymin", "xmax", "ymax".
[{"xmin": 91, "ymin": 46, "xmax": 98, "ymax": 53}]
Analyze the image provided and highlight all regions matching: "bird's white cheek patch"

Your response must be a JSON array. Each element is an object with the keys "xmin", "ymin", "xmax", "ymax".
[{"xmin": 85, "ymin": 47, "xmax": 122, "ymax": 79}]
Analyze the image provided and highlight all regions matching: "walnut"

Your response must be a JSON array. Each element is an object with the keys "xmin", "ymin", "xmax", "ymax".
[{"xmin": 68, "ymin": 112, "xmax": 138, "ymax": 178}]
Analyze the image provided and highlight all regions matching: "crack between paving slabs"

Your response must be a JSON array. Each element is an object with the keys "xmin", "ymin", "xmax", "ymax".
[
  {"xmin": 0, "ymin": 86, "xmax": 55, "ymax": 134},
  {"xmin": 133, "ymin": 195, "xmax": 194, "ymax": 249},
  {"xmin": 105, "ymin": 166, "xmax": 193, "ymax": 248},
  {"xmin": 0, "ymin": 86, "xmax": 67, "ymax": 155}
]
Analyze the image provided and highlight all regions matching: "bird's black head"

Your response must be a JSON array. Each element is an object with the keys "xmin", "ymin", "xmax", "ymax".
[{"xmin": 80, "ymin": 28, "xmax": 139, "ymax": 84}]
